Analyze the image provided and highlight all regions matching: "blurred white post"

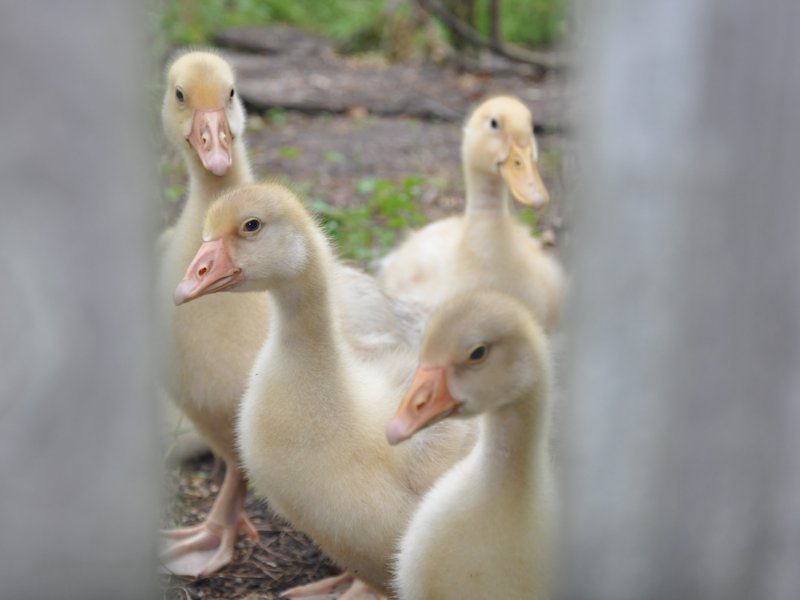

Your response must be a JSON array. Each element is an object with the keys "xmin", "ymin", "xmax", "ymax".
[
  {"xmin": 560, "ymin": 1, "xmax": 800, "ymax": 599},
  {"xmin": 0, "ymin": 3, "xmax": 157, "ymax": 598}
]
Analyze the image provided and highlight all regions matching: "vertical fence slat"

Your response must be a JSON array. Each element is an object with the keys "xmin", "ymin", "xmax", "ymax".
[
  {"xmin": 0, "ymin": 3, "xmax": 157, "ymax": 598},
  {"xmin": 560, "ymin": 1, "xmax": 800, "ymax": 599}
]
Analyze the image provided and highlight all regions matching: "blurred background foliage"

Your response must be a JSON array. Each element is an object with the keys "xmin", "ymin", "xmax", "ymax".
[
  {"xmin": 151, "ymin": 0, "xmax": 561, "ymax": 264},
  {"xmin": 152, "ymin": 0, "xmax": 566, "ymax": 57}
]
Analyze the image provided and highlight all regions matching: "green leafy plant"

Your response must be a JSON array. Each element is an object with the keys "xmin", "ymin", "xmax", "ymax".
[
  {"xmin": 516, "ymin": 206, "xmax": 541, "ymax": 234},
  {"xmin": 324, "ymin": 150, "xmax": 346, "ymax": 164},
  {"xmin": 277, "ymin": 146, "xmax": 303, "ymax": 159},
  {"xmin": 164, "ymin": 183, "xmax": 186, "ymax": 203},
  {"xmin": 474, "ymin": 0, "xmax": 567, "ymax": 49},
  {"xmin": 155, "ymin": 0, "xmax": 272, "ymax": 46},
  {"xmin": 312, "ymin": 176, "xmax": 428, "ymax": 264},
  {"xmin": 265, "ymin": 107, "xmax": 288, "ymax": 126},
  {"xmin": 155, "ymin": 0, "xmax": 384, "ymax": 47},
  {"xmin": 154, "ymin": 0, "xmax": 565, "ymax": 53}
]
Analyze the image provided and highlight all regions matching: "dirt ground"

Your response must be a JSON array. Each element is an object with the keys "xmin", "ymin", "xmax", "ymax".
[
  {"xmin": 162, "ymin": 456, "xmax": 340, "ymax": 599},
  {"xmin": 161, "ymin": 27, "xmax": 569, "ymax": 600},
  {"xmin": 160, "ymin": 111, "xmax": 569, "ymax": 239}
]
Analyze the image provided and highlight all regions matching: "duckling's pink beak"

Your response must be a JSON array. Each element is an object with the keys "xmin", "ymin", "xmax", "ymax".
[
  {"xmin": 387, "ymin": 367, "xmax": 458, "ymax": 445},
  {"xmin": 500, "ymin": 140, "xmax": 549, "ymax": 208},
  {"xmin": 174, "ymin": 238, "xmax": 242, "ymax": 305},
  {"xmin": 187, "ymin": 108, "xmax": 233, "ymax": 176}
]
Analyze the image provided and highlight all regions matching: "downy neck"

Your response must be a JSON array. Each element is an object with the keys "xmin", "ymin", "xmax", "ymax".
[
  {"xmin": 181, "ymin": 137, "xmax": 253, "ymax": 224},
  {"xmin": 266, "ymin": 230, "xmax": 343, "ymax": 370},
  {"xmin": 464, "ymin": 166, "xmax": 511, "ymax": 217},
  {"xmin": 478, "ymin": 375, "xmax": 551, "ymax": 487}
]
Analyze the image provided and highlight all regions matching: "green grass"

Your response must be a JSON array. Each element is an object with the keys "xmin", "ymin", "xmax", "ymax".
[
  {"xmin": 516, "ymin": 206, "xmax": 541, "ymax": 234},
  {"xmin": 154, "ymin": 0, "xmax": 383, "ymax": 47},
  {"xmin": 265, "ymin": 107, "xmax": 288, "ymax": 126},
  {"xmin": 311, "ymin": 177, "xmax": 547, "ymax": 266},
  {"xmin": 474, "ymin": 0, "xmax": 567, "ymax": 49},
  {"xmin": 154, "ymin": 0, "xmax": 270, "ymax": 47},
  {"xmin": 158, "ymin": 153, "xmax": 187, "ymax": 208},
  {"xmin": 276, "ymin": 146, "xmax": 303, "ymax": 159},
  {"xmin": 153, "ymin": 0, "xmax": 565, "ymax": 51},
  {"xmin": 324, "ymin": 150, "xmax": 346, "ymax": 164},
  {"xmin": 312, "ymin": 176, "xmax": 428, "ymax": 264}
]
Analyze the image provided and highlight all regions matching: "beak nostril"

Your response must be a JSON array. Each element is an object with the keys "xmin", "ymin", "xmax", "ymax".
[{"xmin": 198, "ymin": 265, "xmax": 208, "ymax": 277}]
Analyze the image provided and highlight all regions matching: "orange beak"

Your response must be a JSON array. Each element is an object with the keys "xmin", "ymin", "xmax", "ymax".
[
  {"xmin": 500, "ymin": 140, "xmax": 549, "ymax": 208},
  {"xmin": 187, "ymin": 108, "xmax": 233, "ymax": 176},
  {"xmin": 174, "ymin": 238, "xmax": 242, "ymax": 305},
  {"xmin": 386, "ymin": 367, "xmax": 459, "ymax": 445}
]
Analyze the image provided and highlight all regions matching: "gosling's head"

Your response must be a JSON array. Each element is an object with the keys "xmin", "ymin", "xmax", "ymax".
[
  {"xmin": 387, "ymin": 290, "xmax": 549, "ymax": 444},
  {"xmin": 162, "ymin": 50, "xmax": 246, "ymax": 176},
  {"xmin": 174, "ymin": 183, "xmax": 317, "ymax": 304},
  {"xmin": 462, "ymin": 96, "xmax": 548, "ymax": 208}
]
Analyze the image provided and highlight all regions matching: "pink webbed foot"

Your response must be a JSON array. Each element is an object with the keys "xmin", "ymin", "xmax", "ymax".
[
  {"xmin": 280, "ymin": 572, "xmax": 355, "ymax": 598},
  {"xmin": 280, "ymin": 572, "xmax": 386, "ymax": 599},
  {"xmin": 160, "ymin": 464, "xmax": 256, "ymax": 577},
  {"xmin": 160, "ymin": 511, "xmax": 257, "ymax": 576},
  {"xmin": 338, "ymin": 579, "xmax": 386, "ymax": 600}
]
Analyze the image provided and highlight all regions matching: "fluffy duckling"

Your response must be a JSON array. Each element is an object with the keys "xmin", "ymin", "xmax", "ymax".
[
  {"xmin": 159, "ymin": 52, "xmax": 424, "ymax": 578},
  {"xmin": 175, "ymin": 183, "xmax": 474, "ymax": 597},
  {"xmin": 379, "ymin": 96, "xmax": 564, "ymax": 331},
  {"xmin": 158, "ymin": 49, "xmax": 265, "ymax": 577},
  {"xmin": 387, "ymin": 290, "xmax": 556, "ymax": 600}
]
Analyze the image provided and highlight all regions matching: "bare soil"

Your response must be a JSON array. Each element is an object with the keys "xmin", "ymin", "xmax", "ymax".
[
  {"xmin": 160, "ymin": 110, "xmax": 569, "ymax": 235},
  {"xmin": 162, "ymin": 456, "xmax": 339, "ymax": 600}
]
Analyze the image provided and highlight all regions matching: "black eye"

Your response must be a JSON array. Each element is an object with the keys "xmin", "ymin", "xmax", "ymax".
[
  {"xmin": 175, "ymin": 88, "xmax": 184, "ymax": 103},
  {"xmin": 468, "ymin": 344, "xmax": 489, "ymax": 363},
  {"xmin": 490, "ymin": 118, "xmax": 499, "ymax": 130},
  {"xmin": 242, "ymin": 218, "xmax": 261, "ymax": 233},
  {"xmin": 229, "ymin": 88, "xmax": 235, "ymax": 99}
]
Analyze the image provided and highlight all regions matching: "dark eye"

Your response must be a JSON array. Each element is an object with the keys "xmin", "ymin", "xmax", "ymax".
[
  {"xmin": 468, "ymin": 344, "xmax": 489, "ymax": 363},
  {"xmin": 229, "ymin": 88, "xmax": 235, "ymax": 99},
  {"xmin": 490, "ymin": 118, "xmax": 499, "ymax": 130},
  {"xmin": 242, "ymin": 218, "xmax": 261, "ymax": 233},
  {"xmin": 175, "ymin": 88, "xmax": 184, "ymax": 103}
]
